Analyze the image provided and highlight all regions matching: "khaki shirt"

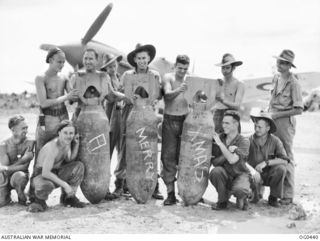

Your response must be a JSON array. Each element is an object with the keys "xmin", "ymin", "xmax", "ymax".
[
  {"xmin": 269, "ymin": 73, "xmax": 303, "ymax": 112},
  {"xmin": 212, "ymin": 134, "xmax": 250, "ymax": 177},
  {"xmin": 248, "ymin": 134, "xmax": 290, "ymax": 168}
]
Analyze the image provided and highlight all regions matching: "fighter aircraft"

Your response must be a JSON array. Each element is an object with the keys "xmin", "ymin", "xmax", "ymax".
[
  {"xmin": 38, "ymin": 2, "xmax": 320, "ymax": 116},
  {"xmin": 39, "ymin": 3, "xmax": 174, "ymax": 76}
]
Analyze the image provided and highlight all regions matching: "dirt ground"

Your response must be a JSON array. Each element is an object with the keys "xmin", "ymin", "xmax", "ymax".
[{"xmin": 0, "ymin": 111, "xmax": 319, "ymax": 234}]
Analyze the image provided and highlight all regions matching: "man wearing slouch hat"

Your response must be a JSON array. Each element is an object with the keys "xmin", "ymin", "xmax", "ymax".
[
  {"xmin": 268, "ymin": 49, "xmax": 303, "ymax": 205},
  {"xmin": 247, "ymin": 110, "xmax": 289, "ymax": 207},
  {"xmin": 212, "ymin": 54, "xmax": 245, "ymax": 134},
  {"xmin": 113, "ymin": 44, "xmax": 163, "ymax": 200}
]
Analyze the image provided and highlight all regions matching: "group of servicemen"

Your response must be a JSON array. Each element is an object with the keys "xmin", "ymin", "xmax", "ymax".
[{"xmin": 0, "ymin": 43, "xmax": 303, "ymax": 212}]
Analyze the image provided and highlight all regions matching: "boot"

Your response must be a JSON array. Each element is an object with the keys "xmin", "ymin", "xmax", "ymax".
[
  {"xmin": 13, "ymin": 181, "xmax": 27, "ymax": 206},
  {"xmin": 59, "ymin": 190, "xmax": 67, "ymax": 204},
  {"xmin": 105, "ymin": 191, "xmax": 118, "ymax": 201},
  {"xmin": 27, "ymin": 198, "xmax": 48, "ymax": 213},
  {"xmin": 15, "ymin": 185, "xmax": 27, "ymax": 206},
  {"xmin": 279, "ymin": 198, "xmax": 293, "ymax": 205},
  {"xmin": 243, "ymin": 198, "xmax": 249, "ymax": 211},
  {"xmin": 268, "ymin": 195, "xmax": 280, "ymax": 207},
  {"xmin": 122, "ymin": 179, "xmax": 132, "ymax": 197},
  {"xmin": 163, "ymin": 191, "xmax": 177, "ymax": 205},
  {"xmin": 236, "ymin": 196, "xmax": 249, "ymax": 211},
  {"xmin": 249, "ymin": 181, "xmax": 261, "ymax": 204},
  {"xmin": 112, "ymin": 178, "xmax": 124, "ymax": 197},
  {"xmin": 152, "ymin": 181, "xmax": 164, "ymax": 200},
  {"xmin": 63, "ymin": 196, "xmax": 86, "ymax": 208},
  {"xmin": 211, "ymin": 201, "xmax": 228, "ymax": 210}
]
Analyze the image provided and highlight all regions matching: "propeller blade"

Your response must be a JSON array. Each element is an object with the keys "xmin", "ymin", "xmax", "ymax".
[
  {"xmin": 191, "ymin": 59, "xmax": 196, "ymax": 74},
  {"xmin": 81, "ymin": 3, "xmax": 113, "ymax": 45}
]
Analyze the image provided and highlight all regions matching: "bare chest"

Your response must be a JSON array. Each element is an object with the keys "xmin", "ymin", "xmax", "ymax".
[
  {"xmin": 170, "ymin": 80, "xmax": 183, "ymax": 91},
  {"xmin": 223, "ymin": 82, "xmax": 239, "ymax": 100},
  {"xmin": 6, "ymin": 140, "xmax": 31, "ymax": 164},
  {"xmin": 53, "ymin": 149, "xmax": 70, "ymax": 168},
  {"xmin": 44, "ymin": 77, "xmax": 66, "ymax": 98}
]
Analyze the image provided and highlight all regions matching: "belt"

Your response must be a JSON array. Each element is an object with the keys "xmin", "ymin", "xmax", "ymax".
[
  {"xmin": 41, "ymin": 106, "xmax": 68, "ymax": 117},
  {"xmin": 163, "ymin": 114, "xmax": 186, "ymax": 121},
  {"xmin": 215, "ymin": 109, "xmax": 230, "ymax": 113}
]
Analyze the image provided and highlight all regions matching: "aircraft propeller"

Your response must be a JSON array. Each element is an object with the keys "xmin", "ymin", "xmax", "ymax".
[
  {"xmin": 81, "ymin": 3, "xmax": 113, "ymax": 45},
  {"xmin": 38, "ymin": 2, "xmax": 174, "ymax": 75}
]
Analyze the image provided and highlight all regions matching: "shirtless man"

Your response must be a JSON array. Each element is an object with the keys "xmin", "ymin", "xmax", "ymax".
[
  {"xmin": 0, "ymin": 116, "xmax": 35, "ymax": 207},
  {"xmin": 71, "ymin": 48, "xmax": 124, "ymax": 200},
  {"xmin": 35, "ymin": 47, "xmax": 78, "ymax": 155},
  {"xmin": 28, "ymin": 120, "xmax": 85, "ymax": 212},
  {"xmin": 161, "ymin": 55, "xmax": 190, "ymax": 205},
  {"xmin": 71, "ymin": 48, "xmax": 124, "ymax": 120},
  {"xmin": 213, "ymin": 54, "xmax": 245, "ymax": 133}
]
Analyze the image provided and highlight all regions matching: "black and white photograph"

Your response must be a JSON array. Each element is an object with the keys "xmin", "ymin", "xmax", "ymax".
[{"xmin": 0, "ymin": 0, "xmax": 319, "ymax": 236}]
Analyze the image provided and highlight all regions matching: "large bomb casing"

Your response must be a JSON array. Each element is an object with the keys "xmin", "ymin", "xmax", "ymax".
[
  {"xmin": 75, "ymin": 105, "xmax": 110, "ymax": 204},
  {"xmin": 123, "ymin": 71, "xmax": 160, "ymax": 105},
  {"xmin": 126, "ymin": 104, "xmax": 158, "ymax": 204},
  {"xmin": 178, "ymin": 103, "xmax": 214, "ymax": 205},
  {"xmin": 177, "ymin": 76, "xmax": 219, "ymax": 205},
  {"xmin": 184, "ymin": 76, "xmax": 220, "ymax": 108}
]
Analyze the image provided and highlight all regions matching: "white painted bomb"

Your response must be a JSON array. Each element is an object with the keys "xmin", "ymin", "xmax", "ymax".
[
  {"xmin": 75, "ymin": 104, "xmax": 110, "ymax": 204},
  {"xmin": 178, "ymin": 100, "xmax": 214, "ymax": 205}
]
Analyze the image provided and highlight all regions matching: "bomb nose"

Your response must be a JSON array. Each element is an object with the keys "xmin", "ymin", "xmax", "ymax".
[
  {"xmin": 194, "ymin": 90, "xmax": 207, "ymax": 103},
  {"xmin": 83, "ymin": 86, "xmax": 101, "ymax": 98},
  {"xmin": 134, "ymin": 86, "xmax": 149, "ymax": 99},
  {"xmin": 199, "ymin": 91, "xmax": 208, "ymax": 103}
]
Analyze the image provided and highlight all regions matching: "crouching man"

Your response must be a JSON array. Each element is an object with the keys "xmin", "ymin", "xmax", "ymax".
[
  {"xmin": 247, "ymin": 111, "xmax": 289, "ymax": 207},
  {"xmin": 210, "ymin": 111, "xmax": 251, "ymax": 211},
  {"xmin": 0, "ymin": 115, "xmax": 35, "ymax": 207},
  {"xmin": 28, "ymin": 120, "xmax": 85, "ymax": 212}
]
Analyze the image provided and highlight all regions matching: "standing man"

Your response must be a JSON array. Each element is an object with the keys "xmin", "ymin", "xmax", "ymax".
[
  {"xmin": 0, "ymin": 116, "xmax": 35, "ymax": 206},
  {"xmin": 28, "ymin": 120, "xmax": 85, "ymax": 212},
  {"xmin": 71, "ymin": 48, "xmax": 124, "ymax": 119},
  {"xmin": 101, "ymin": 53, "xmax": 123, "ymax": 160},
  {"xmin": 160, "ymin": 55, "xmax": 190, "ymax": 205},
  {"xmin": 113, "ymin": 44, "xmax": 163, "ymax": 200},
  {"xmin": 71, "ymin": 49, "xmax": 125, "ymax": 200},
  {"xmin": 269, "ymin": 50, "xmax": 303, "ymax": 205},
  {"xmin": 35, "ymin": 47, "xmax": 78, "ymax": 155},
  {"xmin": 210, "ymin": 111, "xmax": 251, "ymax": 211},
  {"xmin": 213, "ymin": 54, "xmax": 245, "ymax": 133},
  {"xmin": 247, "ymin": 111, "xmax": 289, "ymax": 207}
]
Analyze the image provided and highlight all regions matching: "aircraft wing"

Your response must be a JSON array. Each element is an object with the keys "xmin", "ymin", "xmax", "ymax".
[
  {"xmin": 244, "ymin": 76, "xmax": 273, "ymax": 103},
  {"xmin": 241, "ymin": 72, "xmax": 320, "ymax": 117},
  {"xmin": 243, "ymin": 71, "xmax": 320, "ymax": 102}
]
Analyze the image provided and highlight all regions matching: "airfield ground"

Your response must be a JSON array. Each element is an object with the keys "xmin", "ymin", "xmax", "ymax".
[{"xmin": 0, "ymin": 111, "xmax": 319, "ymax": 234}]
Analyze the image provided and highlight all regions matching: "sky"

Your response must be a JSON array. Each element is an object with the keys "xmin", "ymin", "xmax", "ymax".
[{"xmin": 0, "ymin": 0, "xmax": 319, "ymax": 93}]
